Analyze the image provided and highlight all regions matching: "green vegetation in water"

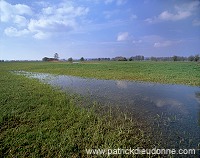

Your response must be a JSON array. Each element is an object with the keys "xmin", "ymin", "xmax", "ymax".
[
  {"xmin": 0, "ymin": 64, "xmax": 154, "ymax": 157},
  {"xmin": 1, "ymin": 61, "xmax": 200, "ymax": 86}
]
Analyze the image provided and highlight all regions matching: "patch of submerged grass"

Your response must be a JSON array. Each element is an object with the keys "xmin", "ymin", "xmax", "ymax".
[{"xmin": 0, "ymin": 69, "xmax": 153, "ymax": 157}]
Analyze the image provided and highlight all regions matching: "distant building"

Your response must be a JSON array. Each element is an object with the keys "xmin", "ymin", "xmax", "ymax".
[{"xmin": 42, "ymin": 57, "xmax": 59, "ymax": 62}]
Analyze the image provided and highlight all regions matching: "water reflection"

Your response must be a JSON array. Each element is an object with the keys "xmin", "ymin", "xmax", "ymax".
[
  {"xmin": 116, "ymin": 80, "xmax": 128, "ymax": 89},
  {"xmin": 195, "ymin": 92, "xmax": 200, "ymax": 127},
  {"xmin": 15, "ymin": 71, "xmax": 200, "ymax": 149}
]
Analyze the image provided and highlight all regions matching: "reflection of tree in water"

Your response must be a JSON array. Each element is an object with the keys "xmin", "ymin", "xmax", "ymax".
[{"xmin": 195, "ymin": 92, "xmax": 200, "ymax": 126}]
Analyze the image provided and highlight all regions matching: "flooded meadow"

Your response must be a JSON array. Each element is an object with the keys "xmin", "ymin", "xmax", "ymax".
[{"xmin": 15, "ymin": 71, "xmax": 200, "ymax": 151}]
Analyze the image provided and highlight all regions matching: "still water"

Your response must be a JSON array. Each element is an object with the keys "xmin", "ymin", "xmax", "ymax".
[{"xmin": 15, "ymin": 71, "xmax": 200, "ymax": 150}]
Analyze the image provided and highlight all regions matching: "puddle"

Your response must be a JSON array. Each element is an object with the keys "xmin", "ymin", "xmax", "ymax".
[{"xmin": 14, "ymin": 71, "xmax": 200, "ymax": 150}]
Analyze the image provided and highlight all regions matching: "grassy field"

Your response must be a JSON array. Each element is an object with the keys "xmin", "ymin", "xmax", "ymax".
[
  {"xmin": 1, "ymin": 61, "xmax": 199, "ymax": 86},
  {"xmin": 0, "ymin": 62, "xmax": 153, "ymax": 157},
  {"xmin": 0, "ymin": 61, "xmax": 199, "ymax": 157}
]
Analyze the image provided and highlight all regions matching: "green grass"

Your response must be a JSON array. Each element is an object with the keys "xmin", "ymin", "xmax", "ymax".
[
  {"xmin": 1, "ymin": 61, "xmax": 200, "ymax": 86},
  {"xmin": 0, "ymin": 63, "xmax": 153, "ymax": 157},
  {"xmin": 0, "ymin": 61, "xmax": 199, "ymax": 157}
]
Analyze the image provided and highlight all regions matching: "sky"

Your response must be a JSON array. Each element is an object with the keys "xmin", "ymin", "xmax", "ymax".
[{"xmin": 0, "ymin": 0, "xmax": 200, "ymax": 60}]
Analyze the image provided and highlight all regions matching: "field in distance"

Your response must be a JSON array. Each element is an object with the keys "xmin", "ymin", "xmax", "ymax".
[{"xmin": 1, "ymin": 61, "xmax": 200, "ymax": 86}]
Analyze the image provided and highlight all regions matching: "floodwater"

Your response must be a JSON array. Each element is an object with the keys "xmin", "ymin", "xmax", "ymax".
[{"xmin": 15, "ymin": 71, "xmax": 200, "ymax": 151}]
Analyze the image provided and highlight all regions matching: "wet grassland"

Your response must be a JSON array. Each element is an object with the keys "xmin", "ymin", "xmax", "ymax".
[
  {"xmin": 0, "ymin": 61, "xmax": 200, "ymax": 157},
  {"xmin": 1, "ymin": 61, "xmax": 200, "ymax": 86}
]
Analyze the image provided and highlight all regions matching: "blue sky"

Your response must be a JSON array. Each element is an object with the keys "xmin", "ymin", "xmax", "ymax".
[{"xmin": 0, "ymin": 0, "xmax": 200, "ymax": 60}]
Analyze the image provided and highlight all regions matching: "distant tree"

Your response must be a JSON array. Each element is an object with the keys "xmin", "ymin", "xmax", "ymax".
[
  {"xmin": 188, "ymin": 55, "xmax": 194, "ymax": 61},
  {"xmin": 136, "ymin": 55, "xmax": 144, "ymax": 61},
  {"xmin": 68, "ymin": 57, "xmax": 73, "ymax": 62},
  {"xmin": 129, "ymin": 55, "xmax": 144, "ymax": 61},
  {"xmin": 172, "ymin": 55, "xmax": 178, "ymax": 61},
  {"xmin": 177, "ymin": 56, "xmax": 187, "ymax": 61},
  {"xmin": 99, "ymin": 58, "xmax": 110, "ymax": 61},
  {"xmin": 113, "ymin": 56, "xmax": 127, "ymax": 61},
  {"xmin": 54, "ymin": 53, "xmax": 59, "ymax": 60},
  {"xmin": 159, "ymin": 57, "xmax": 172, "ymax": 61},
  {"xmin": 42, "ymin": 57, "xmax": 48, "ymax": 61},
  {"xmin": 194, "ymin": 54, "xmax": 199, "ymax": 62},
  {"xmin": 150, "ymin": 56, "xmax": 157, "ymax": 61},
  {"xmin": 129, "ymin": 56, "xmax": 134, "ymax": 61},
  {"xmin": 80, "ymin": 57, "xmax": 84, "ymax": 61}
]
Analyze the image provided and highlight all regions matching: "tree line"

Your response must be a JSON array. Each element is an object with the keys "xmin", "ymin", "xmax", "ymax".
[
  {"xmin": 42, "ymin": 53, "xmax": 85, "ymax": 62},
  {"xmin": 112, "ymin": 54, "xmax": 199, "ymax": 62},
  {"xmin": 147, "ymin": 55, "xmax": 199, "ymax": 62},
  {"xmin": 42, "ymin": 53, "xmax": 200, "ymax": 62}
]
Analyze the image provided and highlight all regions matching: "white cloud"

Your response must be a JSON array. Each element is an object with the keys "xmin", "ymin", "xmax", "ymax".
[
  {"xmin": 105, "ymin": 0, "xmax": 126, "ymax": 5},
  {"xmin": 29, "ymin": 18, "xmax": 76, "ymax": 31},
  {"xmin": 175, "ymin": 1, "xmax": 200, "ymax": 12},
  {"xmin": 158, "ymin": 10, "xmax": 191, "ymax": 21},
  {"xmin": 141, "ymin": 35, "xmax": 163, "ymax": 44},
  {"xmin": 13, "ymin": 15, "xmax": 28, "ymax": 27},
  {"xmin": 117, "ymin": 32, "xmax": 129, "ymax": 41},
  {"xmin": 103, "ymin": 10, "xmax": 120, "ymax": 19},
  {"xmin": 132, "ymin": 40, "xmax": 142, "ymax": 44},
  {"xmin": 138, "ymin": 35, "xmax": 182, "ymax": 48},
  {"xmin": 145, "ymin": 1, "xmax": 200, "ymax": 23},
  {"xmin": 0, "ymin": 0, "xmax": 32, "ymax": 22},
  {"xmin": 146, "ymin": 10, "xmax": 191, "ymax": 23},
  {"xmin": 4, "ymin": 27, "xmax": 29, "ymax": 37},
  {"xmin": 34, "ymin": 1, "xmax": 50, "ymax": 7},
  {"xmin": 42, "ymin": 7, "xmax": 54, "ymax": 15},
  {"xmin": 105, "ymin": 0, "xmax": 114, "ymax": 4},
  {"xmin": 76, "ymin": 20, "xmax": 127, "ymax": 33},
  {"xmin": 130, "ymin": 14, "xmax": 137, "ymax": 20},
  {"xmin": 28, "ymin": 3, "xmax": 89, "ymax": 39},
  {"xmin": 193, "ymin": 19, "xmax": 200, "ymax": 26},
  {"xmin": 33, "ymin": 31, "xmax": 50, "ymax": 39},
  {"xmin": 14, "ymin": 4, "xmax": 32, "ymax": 15},
  {"xmin": 154, "ymin": 41, "xmax": 171, "ymax": 48},
  {"xmin": 1, "ymin": 1, "xmax": 89, "ymax": 39},
  {"xmin": 154, "ymin": 40, "xmax": 181, "ymax": 48},
  {"xmin": 116, "ymin": 0, "xmax": 126, "ymax": 5}
]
